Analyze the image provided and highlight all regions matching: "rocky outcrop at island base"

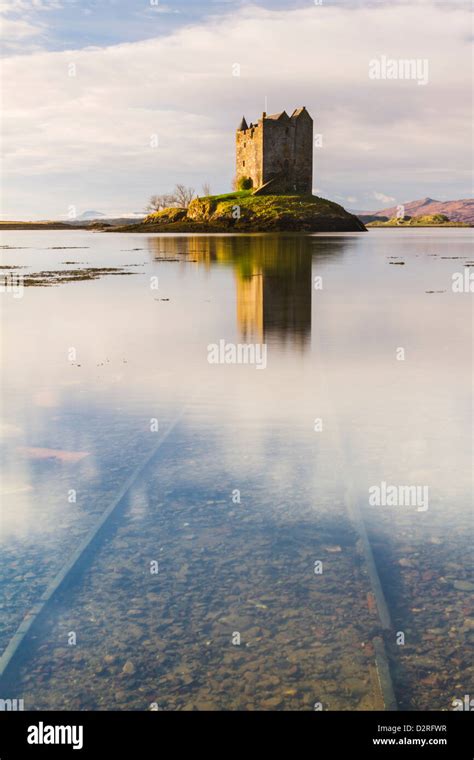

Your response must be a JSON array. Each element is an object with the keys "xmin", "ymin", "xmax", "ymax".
[{"xmin": 114, "ymin": 193, "xmax": 366, "ymax": 233}]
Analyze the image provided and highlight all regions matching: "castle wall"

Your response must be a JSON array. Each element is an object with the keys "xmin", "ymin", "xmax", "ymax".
[
  {"xmin": 292, "ymin": 111, "xmax": 313, "ymax": 194},
  {"xmin": 262, "ymin": 119, "xmax": 294, "ymax": 192},
  {"xmin": 236, "ymin": 108, "xmax": 313, "ymax": 194},
  {"xmin": 236, "ymin": 124, "xmax": 263, "ymax": 189}
]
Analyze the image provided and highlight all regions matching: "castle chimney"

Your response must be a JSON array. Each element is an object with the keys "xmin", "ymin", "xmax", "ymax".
[{"xmin": 262, "ymin": 112, "xmax": 266, "ymax": 118}]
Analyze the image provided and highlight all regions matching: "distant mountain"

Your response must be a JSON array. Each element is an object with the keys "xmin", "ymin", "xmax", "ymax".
[
  {"xmin": 70, "ymin": 210, "xmax": 145, "ymax": 226},
  {"xmin": 77, "ymin": 210, "xmax": 107, "ymax": 220},
  {"xmin": 354, "ymin": 198, "xmax": 474, "ymax": 224}
]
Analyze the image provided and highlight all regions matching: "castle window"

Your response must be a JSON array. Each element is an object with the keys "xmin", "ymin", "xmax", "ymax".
[
  {"xmin": 244, "ymin": 142, "xmax": 246, "ymax": 148},
  {"xmin": 242, "ymin": 160, "xmax": 245, "ymax": 167}
]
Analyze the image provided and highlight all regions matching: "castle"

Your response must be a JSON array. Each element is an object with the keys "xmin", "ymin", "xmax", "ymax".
[{"xmin": 235, "ymin": 107, "xmax": 313, "ymax": 195}]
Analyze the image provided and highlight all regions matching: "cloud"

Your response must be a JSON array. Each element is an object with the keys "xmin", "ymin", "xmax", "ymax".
[
  {"xmin": 2, "ymin": 0, "xmax": 472, "ymax": 217},
  {"xmin": 0, "ymin": 0, "xmax": 62, "ymax": 9},
  {"xmin": 372, "ymin": 192, "xmax": 396, "ymax": 204},
  {"xmin": 1, "ymin": 16, "xmax": 41, "ymax": 39},
  {"xmin": 0, "ymin": 0, "xmax": 64, "ymax": 52}
]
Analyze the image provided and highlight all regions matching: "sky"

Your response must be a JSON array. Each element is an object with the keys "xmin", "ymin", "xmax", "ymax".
[{"xmin": 1, "ymin": 0, "xmax": 472, "ymax": 219}]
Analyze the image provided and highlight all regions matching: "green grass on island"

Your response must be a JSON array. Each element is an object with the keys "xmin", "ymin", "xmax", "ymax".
[
  {"xmin": 367, "ymin": 214, "xmax": 469, "ymax": 228},
  {"xmin": 121, "ymin": 191, "xmax": 366, "ymax": 233}
]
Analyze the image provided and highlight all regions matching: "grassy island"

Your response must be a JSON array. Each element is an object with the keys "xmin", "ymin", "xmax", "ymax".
[{"xmin": 112, "ymin": 192, "xmax": 366, "ymax": 233}]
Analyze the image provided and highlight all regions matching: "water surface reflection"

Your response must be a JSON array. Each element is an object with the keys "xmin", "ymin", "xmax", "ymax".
[{"xmin": 0, "ymin": 229, "xmax": 472, "ymax": 709}]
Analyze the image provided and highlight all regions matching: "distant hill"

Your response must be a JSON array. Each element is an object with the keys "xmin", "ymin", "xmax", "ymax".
[
  {"xmin": 77, "ymin": 210, "xmax": 107, "ymax": 220},
  {"xmin": 354, "ymin": 198, "xmax": 474, "ymax": 224},
  {"xmin": 0, "ymin": 216, "xmax": 145, "ymax": 230},
  {"xmin": 73, "ymin": 211, "xmax": 145, "ymax": 223},
  {"xmin": 367, "ymin": 213, "xmax": 468, "ymax": 228}
]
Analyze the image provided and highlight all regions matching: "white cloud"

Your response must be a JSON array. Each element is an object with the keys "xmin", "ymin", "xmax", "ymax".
[
  {"xmin": 1, "ymin": 1, "xmax": 472, "ymax": 217},
  {"xmin": 0, "ymin": 0, "xmax": 63, "ymax": 52},
  {"xmin": 0, "ymin": 0, "xmax": 62, "ymax": 11},
  {"xmin": 1, "ymin": 15, "xmax": 41, "ymax": 38},
  {"xmin": 372, "ymin": 192, "xmax": 396, "ymax": 204}
]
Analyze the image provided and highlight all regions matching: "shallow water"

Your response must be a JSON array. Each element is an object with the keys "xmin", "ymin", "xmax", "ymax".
[{"xmin": 0, "ymin": 228, "xmax": 472, "ymax": 710}]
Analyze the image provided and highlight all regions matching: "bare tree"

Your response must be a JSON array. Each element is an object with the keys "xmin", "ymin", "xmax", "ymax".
[
  {"xmin": 146, "ymin": 185, "xmax": 196, "ymax": 213},
  {"xmin": 202, "ymin": 182, "xmax": 211, "ymax": 197},
  {"xmin": 173, "ymin": 184, "xmax": 196, "ymax": 208},
  {"xmin": 146, "ymin": 194, "xmax": 175, "ymax": 212}
]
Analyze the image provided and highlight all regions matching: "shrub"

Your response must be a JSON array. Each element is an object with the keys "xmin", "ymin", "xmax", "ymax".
[{"xmin": 237, "ymin": 176, "xmax": 253, "ymax": 191}]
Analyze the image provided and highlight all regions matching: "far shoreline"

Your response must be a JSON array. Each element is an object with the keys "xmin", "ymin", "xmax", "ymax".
[{"xmin": 0, "ymin": 221, "xmax": 471, "ymax": 232}]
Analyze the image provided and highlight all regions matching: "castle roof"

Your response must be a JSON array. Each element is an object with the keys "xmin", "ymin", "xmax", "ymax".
[
  {"xmin": 291, "ymin": 106, "xmax": 311, "ymax": 120},
  {"xmin": 238, "ymin": 108, "xmax": 312, "ymax": 132},
  {"xmin": 265, "ymin": 110, "xmax": 289, "ymax": 121}
]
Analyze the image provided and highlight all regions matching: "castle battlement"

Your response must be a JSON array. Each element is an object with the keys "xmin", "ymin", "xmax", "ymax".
[{"xmin": 236, "ymin": 107, "xmax": 313, "ymax": 195}]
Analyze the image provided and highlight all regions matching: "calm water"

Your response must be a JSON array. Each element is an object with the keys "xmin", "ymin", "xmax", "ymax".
[{"xmin": 0, "ymin": 229, "xmax": 472, "ymax": 710}]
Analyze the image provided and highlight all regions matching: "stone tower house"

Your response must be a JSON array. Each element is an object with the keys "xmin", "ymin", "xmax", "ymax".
[{"xmin": 235, "ymin": 107, "xmax": 313, "ymax": 194}]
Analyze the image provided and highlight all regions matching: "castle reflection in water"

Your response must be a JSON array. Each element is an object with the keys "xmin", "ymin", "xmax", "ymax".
[{"xmin": 146, "ymin": 235, "xmax": 323, "ymax": 349}]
